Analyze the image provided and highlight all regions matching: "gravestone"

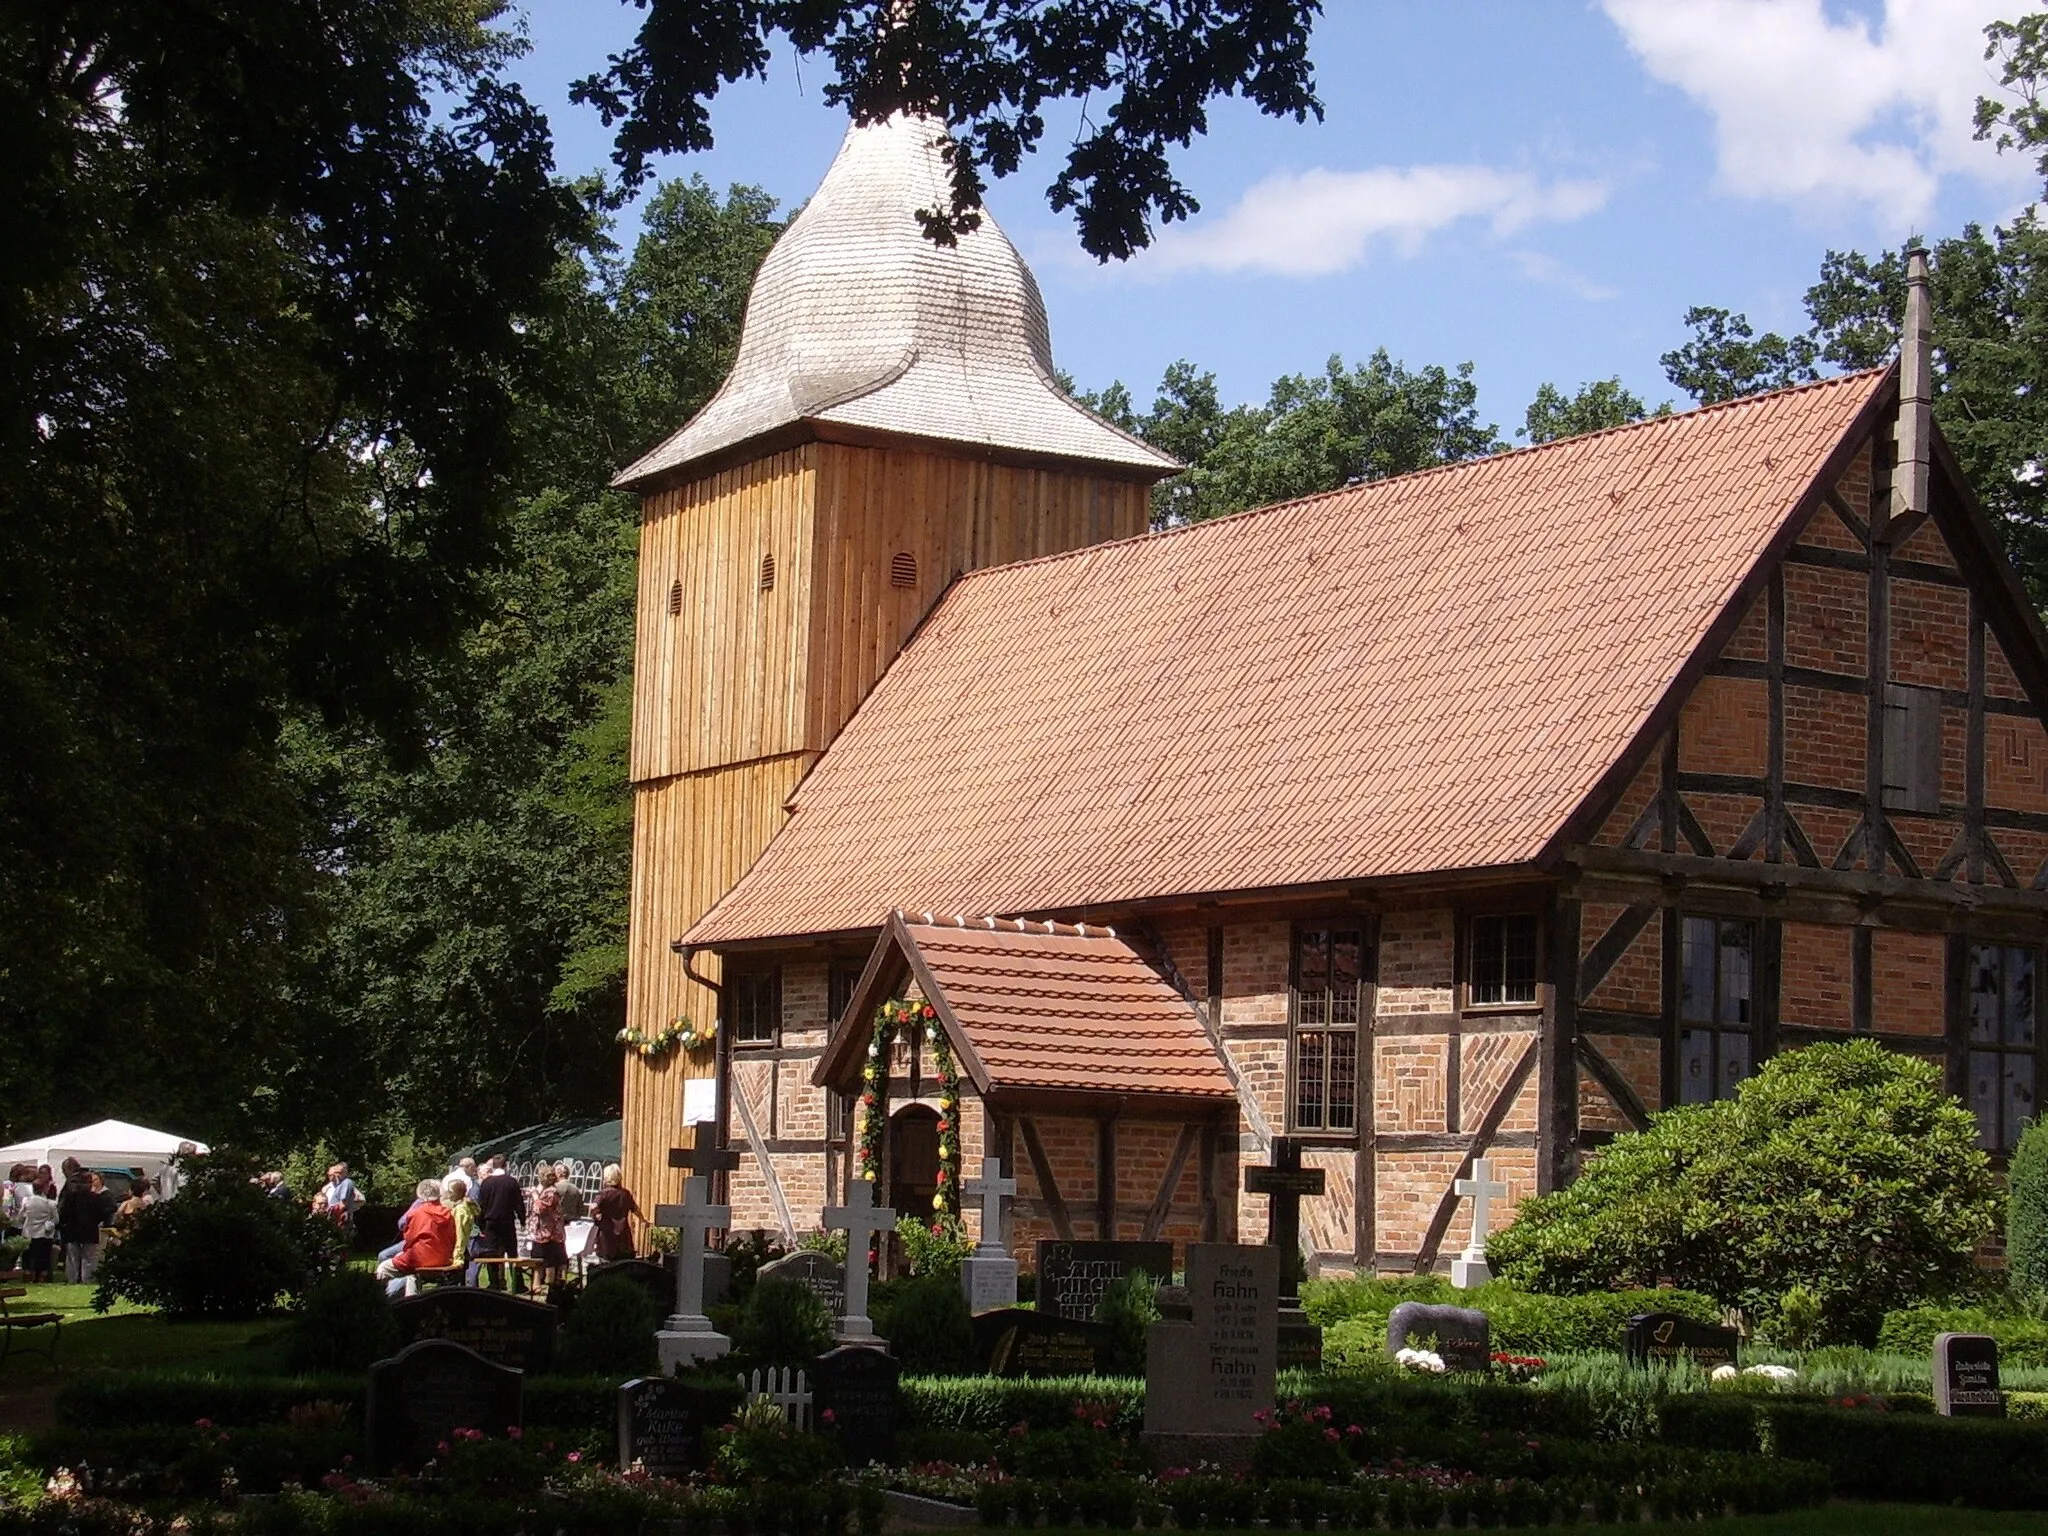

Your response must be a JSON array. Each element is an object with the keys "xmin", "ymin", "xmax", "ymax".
[
  {"xmin": 960, "ymin": 1158, "xmax": 1019, "ymax": 1313},
  {"xmin": 366, "ymin": 1339, "xmax": 523, "ymax": 1472},
  {"xmin": 391, "ymin": 1288, "xmax": 557, "ymax": 1374},
  {"xmin": 1242, "ymin": 1138, "xmax": 1324, "ymax": 1306},
  {"xmin": 823, "ymin": 1180, "xmax": 898, "ymax": 1343},
  {"xmin": 1449, "ymin": 1158, "xmax": 1508, "ymax": 1290},
  {"xmin": 972, "ymin": 1307, "xmax": 1112, "ymax": 1377},
  {"xmin": 1278, "ymin": 1316, "xmax": 1323, "ymax": 1371},
  {"xmin": 617, "ymin": 1376, "xmax": 722, "ymax": 1477},
  {"xmin": 1035, "ymin": 1240, "xmax": 1174, "ymax": 1323},
  {"xmin": 757, "ymin": 1250, "xmax": 846, "ymax": 1317},
  {"xmin": 813, "ymin": 1344, "xmax": 901, "ymax": 1466},
  {"xmin": 1935, "ymin": 1332, "xmax": 2004, "ymax": 1417},
  {"xmin": 1386, "ymin": 1301, "xmax": 1492, "ymax": 1374},
  {"xmin": 591, "ymin": 1257, "xmax": 676, "ymax": 1318},
  {"xmin": 1144, "ymin": 1242, "xmax": 1279, "ymax": 1467},
  {"xmin": 703, "ymin": 1251, "xmax": 733, "ymax": 1309},
  {"xmin": 1623, "ymin": 1312, "xmax": 1739, "ymax": 1373},
  {"xmin": 652, "ymin": 1160, "xmax": 732, "ymax": 1373}
]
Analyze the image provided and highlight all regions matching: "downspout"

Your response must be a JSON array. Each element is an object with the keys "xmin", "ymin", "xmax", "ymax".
[{"xmin": 675, "ymin": 941, "xmax": 732, "ymax": 1208}]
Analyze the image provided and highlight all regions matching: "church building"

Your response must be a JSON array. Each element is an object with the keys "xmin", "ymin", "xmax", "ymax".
[{"xmin": 615, "ymin": 113, "xmax": 2048, "ymax": 1276}]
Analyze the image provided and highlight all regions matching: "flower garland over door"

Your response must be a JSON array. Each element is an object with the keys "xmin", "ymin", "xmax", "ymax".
[{"xmin": 855, "ymin": 998, "xmax": 961, "ymax": 1217}]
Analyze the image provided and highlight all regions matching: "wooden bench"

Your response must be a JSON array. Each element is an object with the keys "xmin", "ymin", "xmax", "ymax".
[
  {"xmin": 411, "ymin": 1265, "xmax": 466, "ymax": 1291},
  {"xmin": 468, "ymin": 1257, "xmax": 542, "ymax": 1295},
  {"xmin": 0, "ymin": 1288, "xmax": 60, "ymax": 1367}
]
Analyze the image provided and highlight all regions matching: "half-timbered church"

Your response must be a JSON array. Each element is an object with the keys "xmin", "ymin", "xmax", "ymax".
[{"xmin": 614, "ymin": 111, "xmax": 2048, "ymax": 1276}]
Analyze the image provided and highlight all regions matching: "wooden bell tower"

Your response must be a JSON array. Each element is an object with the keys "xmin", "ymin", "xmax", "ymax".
[{"xmin": 613, "ymin": 114, "xmax": 1177, "ymax": 1207}]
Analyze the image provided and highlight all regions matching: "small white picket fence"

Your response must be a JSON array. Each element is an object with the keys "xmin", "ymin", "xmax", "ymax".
[{"xmin": 737, "ymin": 1365, "xmax": 812, "ymax": 1430}]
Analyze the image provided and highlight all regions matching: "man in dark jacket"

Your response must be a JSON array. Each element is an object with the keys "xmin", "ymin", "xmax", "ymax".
[
  {"xmin": 54, "ymin": 1159, "xmax": 104, "ymax": 1284},
  {"xmin": 472, "ymin": 1156, "xmax": 526, "ymax": 1290}
]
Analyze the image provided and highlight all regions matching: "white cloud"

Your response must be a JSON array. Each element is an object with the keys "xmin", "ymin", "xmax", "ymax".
[
  {"xmin": 1131, "ymin": 165, "xmax": 1611, "ymax": 278},
  {"xmin": 1603, "ymin": 0, "xmax": 2027, "ymax": 222},
  {"xmin": 1511, "ymin": 250, "xmax": 1621, "ymax": 302}
]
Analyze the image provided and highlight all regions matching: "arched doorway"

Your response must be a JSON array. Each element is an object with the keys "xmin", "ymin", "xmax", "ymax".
[{"xmin": 889, "ymin": 1104, "xmax": 940, "ymax": 1225}]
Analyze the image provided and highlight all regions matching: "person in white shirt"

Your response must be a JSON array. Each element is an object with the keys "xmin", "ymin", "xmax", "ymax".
[
  {"xmin": 157, "ymin": 1142, "xmax": 200, "ymax": 1200},
  {"xmin": 20, "ymin": 1180, "xmax": 57, "ymax": 1281}
]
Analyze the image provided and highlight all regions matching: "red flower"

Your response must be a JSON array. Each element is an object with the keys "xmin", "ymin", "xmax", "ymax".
[
  {"xmin": 1323, "ymin": 1428, "xmax": 1339, "ymax": 1443},
  {"xmin": 822, "ymin": 1409, "xmax": 837, "ymax": 1424},
  {"xmin": 921, "ymin": 1004, "xmax": 936, "ymax": 1019}
]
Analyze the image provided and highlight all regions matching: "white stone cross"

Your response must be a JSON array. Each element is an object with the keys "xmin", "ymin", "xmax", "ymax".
[
  {"xmin": 823, "ymin": 1178, "xmax": 899, "ymax": 1340},
  {"xmin": 1455, "ymin": 1157, "xmax": 1509, "ymax": 1252},
  {"xmin": 963, "ymin": 1157, "xmax": 1016, "ymax": 1254},
  {"xmin": 652, "ymin": 1173, "xmax": 731, "ymax": 1330}
]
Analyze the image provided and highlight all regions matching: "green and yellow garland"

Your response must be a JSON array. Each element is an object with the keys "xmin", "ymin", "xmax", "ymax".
[
  {"xmin": 856, "ymin": 998, "xmax": 962, "ymax": 1217},
  {"xmin": 617, "ymin": 1014, "xmax": 714, "ymax": 1060}
]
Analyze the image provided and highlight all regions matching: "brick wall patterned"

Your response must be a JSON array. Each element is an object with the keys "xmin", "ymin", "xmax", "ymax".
[
  {"xmin": 1460, "ymin": 1030, "xmax": 1538, "ymax": 1133},
  {"xmin": 1798, "ymin": 805, "xmax": 1863, "ymax": 871},
  {"xmin": 1595, "ymin": 757, "xmax": 1660, "ymax": 848},
  {"xmin": 1836, "ymin": 445, "xmax": 1873, "ymax": 522},
  {"xmin": 1871, "ymin": 929, "xmax": 1946, "ymax": 1038},
  {"xmin": 1689, "ymin": 791, "xmax": 1761, "ymax": 858},
  {"xmin": 1582, "ymin": 1033, "xmax": 1660, "ymax": 1126},
  {"xmin": 1987, "ymin": 634, "xmax": 2027, "ymax": 700},
  {"xmin": 1889, "ymin": 579, "xmax": 1969, "ymax": 691},
  {"xmin": 1996, "ymin": 827, "xmax": 2048, "ymax": 889},
  {"xmin": 1680, "ymin": 675, "xmax": 1768, "ymax": 777},
  {"xmin": 1378, "ymin": 907, "xmax": 1453, "ymax": 1014},
  {"xmin": 1798, "ymin": 504, "xmax": 1864, "ymax": 553},
  {"xmin": 1782, "ymin": 921, "xmax": 1854, "ymax": 1029},
  {"xmin": 1895, "ymin": 812, "xmax": 1963, "ymax": 883},
  {"xmin": 1987, "ymin": 715, "xmax": 2048, "ymax": 813},
  {"xmin": 1376, "ymin": 1150, "xmax": 1462, "ymax": 1256},
  {"xmin": 1784, "ymin": 684, "xmax": 1867, "ymax": 794},
  {"xmin": 1784, "ymin": 563, "xmax": 1867, "ymax": 674},
  {"xmin": 1721, "ymin": 593, "xmax": 1768, "ymax": 662},
  {"xmin": 1580, "ymin": 901, "xmax": 1661, "ymax": 1013},
  {"xmin": 1375, "ymin": 1036, "xmax": 1448, "ymax": 1131},
  {"xmin": 1897, "ymin": 517, "xmax": 1958, "ymax": 569}
]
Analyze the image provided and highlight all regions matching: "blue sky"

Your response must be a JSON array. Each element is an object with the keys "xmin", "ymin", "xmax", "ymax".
[{"xmin": 508, "ymin": 0, "xmax": 2035, "ymax": 436}]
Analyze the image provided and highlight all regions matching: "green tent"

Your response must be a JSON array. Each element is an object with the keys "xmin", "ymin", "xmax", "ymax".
[{"xmin": 457, "ymin": 1116, "xmax": 620, "ymax": 1170}]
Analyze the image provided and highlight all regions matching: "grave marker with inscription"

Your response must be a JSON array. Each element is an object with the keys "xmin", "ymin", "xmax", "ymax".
[
  {"xmin": 1144, "ymin": 1242, "xmax": 1279, "ymax": 1460},
  {"xmin": 1623, "ymin": 1312, "xmax": 1739, "ymax": 1373},
  {"xmin": 972, "ymin": 1308, "xmax": 1111, "ymax": 1377},
  {"xmin": 813, "ymin": 1345, "xmax": 901, "ymax": 1466},
  {"xmin": 1935, "ymin": 1332, "xmax": 2004, "ymax": 1417},
  {"xmin": 390, "ymin": 1289, "xmax": 557, "ymax": 1374},
  {"xmin": 1385, "ymin": 1301, "xmax": 1491, "ymax": 1374},
  {"xmin": 617, "ymin": 1376, "xmax": 724, "ymax": 1477},
  {"xmin": 757, "ymin": 1250, "xmax": 846, "ymax": 1317},
  {"xmin": 366, "ymin": 1340, "xmax": 523, "ymax": 1473},
  {"xmin": 1035, "ymin": 1240, "xmax": 1173, "ymax": 1323}
]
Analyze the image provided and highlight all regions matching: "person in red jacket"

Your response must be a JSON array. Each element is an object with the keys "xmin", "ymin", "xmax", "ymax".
[{"xmin": 375, "ymin": 1179, "xmax": 456, "ymax": 1297}]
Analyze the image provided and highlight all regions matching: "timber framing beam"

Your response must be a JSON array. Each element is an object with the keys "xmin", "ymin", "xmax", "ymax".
[{"xmin": 1563, "ymin": 844, "xmax": 2048, "ymax": 922}]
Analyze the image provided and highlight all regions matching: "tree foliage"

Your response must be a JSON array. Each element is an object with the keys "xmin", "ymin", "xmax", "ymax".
[
  {"xmin": 571, "ymin": 1, "xmax": 1324, "ymax": 259},
  {"xmin": 1520, "ymin": 378, "xmax": 1666, "ymax": 444},
  {"xmin": 2009, "ymin": 1118, "xmax": 2048, "ymax": 1299},
  {"xmin": 1080, "ymin": 352, "xmax": 1504, "ymax": 526},
  {"xmin": 1488, "ymin": 1042, "xmax": 1997, "ymax": 1344}
]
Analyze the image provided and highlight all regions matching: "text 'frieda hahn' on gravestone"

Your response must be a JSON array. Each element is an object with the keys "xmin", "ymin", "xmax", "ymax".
[{"xmin": 1144, "ymin": 1243, "xmax": 1278, "ymax": 1442}]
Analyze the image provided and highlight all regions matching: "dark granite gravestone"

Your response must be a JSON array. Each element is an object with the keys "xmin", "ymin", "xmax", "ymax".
[
  {"xmin": 972, "ymin": 1307, "xmax": 1113, "ymax": 1376},
  {"xmin": 1385, "ymin": 1301, "xmax": 1491, "ymax": 1374},
  {"xmin": 702, "ymin": 1251, "xmax": 733, "ymax": 1310},
  {"xmin": 814, "ymin": 1344, "xmax": 901, "ymax": 1466},
  {"xmin": 756, "ymin": 1250, "xmax": 846, "ymax": 1316},
  {"xmin": 617, "ymin": 1376, "xmax": 720, "ymax": 1476},
  {"xmin": 1035, "ymin": 1240, "xmax": 1174, "ymax": 1323},
  {"xmin": 590, "ymin": 1257, "xmax": 675, "ymax": 1317},
  {"xmin": 1278, "ymin": 1315, "xmax": 1324, "ymax": 1371},
  {"xmin": 1623, "ymin": 1312, "xmax": 1739, "ymax": 1372},
  {"xmin": 391, "ymin": 1288, "xmax": 557, "ymax": 1374},
  {"xmin": 366, "ymin": 1339, "xmax": 523, "ymax": 1472},
  {"xmin": 1935, "ymin": 1332, "xmax": 2004, "ymax": 1417}
]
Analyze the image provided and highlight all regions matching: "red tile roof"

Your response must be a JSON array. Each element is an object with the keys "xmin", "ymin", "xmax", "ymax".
[
  {"xmin": 822, "ymin": 914, "xmax": 1235, "ymax": 1101},
  {"xmin": 689, "ymin": 370, "xmax": 1890, "ymax": 945}
]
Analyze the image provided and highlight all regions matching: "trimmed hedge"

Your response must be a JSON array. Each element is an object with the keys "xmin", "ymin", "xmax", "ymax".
[
  {"xmin": 54, "ymin": 1373, "xmax": 621, "ymax": 1436},
  {"xmin": 1662, "ymin": 1394, "xmax": 2048, "ymax": 1509},
  {"xmin": 1304, "ymin": 1276, "xmax": 1723, "ymax": 1358},
  {"xmin": 2012, "ymin": 1119, "xmax": 2048, "ymax": 1297},
  {"xmin": 1877, "ymin": 1304, "xmax": 2048, "ymax": 1368}
]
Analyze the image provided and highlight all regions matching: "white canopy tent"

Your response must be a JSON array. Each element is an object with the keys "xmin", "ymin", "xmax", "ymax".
[{"xmin": 0, "ymin": 1119, "xmax": 209, "ymax": 1180}]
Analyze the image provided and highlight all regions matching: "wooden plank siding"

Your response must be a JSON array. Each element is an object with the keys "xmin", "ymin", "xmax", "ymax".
[{"xmin": 623, "ymin": 436, "xmax": 1155, "ymax": 1215}]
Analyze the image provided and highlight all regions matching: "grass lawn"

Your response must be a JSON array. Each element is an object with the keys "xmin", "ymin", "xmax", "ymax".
[
  {"xmin": 1037, "ymin": 1515, "xmax": 2046, "ymax": 1534},
  {"xmin": 0, "ymin": 1282, "xmax": 282, "ymax": 1415}
]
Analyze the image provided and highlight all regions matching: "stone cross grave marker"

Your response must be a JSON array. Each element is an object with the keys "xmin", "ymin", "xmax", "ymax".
[
  {"xmin": 1243, "ymin": 1137, "xmax": 1324, "ymax": 1305},
  {"xmin": 1450, "ymin": 1157, "xmax": 1509, "ymax": 1289},
  {"xmin": 823, "ymin": 1178, "xmax": 898, "ymax": 1342},
  {"xmin": 960, "ymin": 1157, "xmax": 1018, "ymax": 1312},
  {"xmin": 1935, "ymin": 1332, "xmax": 2004, "ymax": 1417},
  {"xmin": 653, "ymin": 1123, "xmax": 736, "ymax": 1373}
]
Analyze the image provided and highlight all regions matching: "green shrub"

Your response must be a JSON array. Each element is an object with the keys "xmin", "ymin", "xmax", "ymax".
[
  {"xmin": 879, "ymin": 1276, "xmax": 975, "ymax": 1375},
  {"xmin": 1093, "ymin": 1269, "xmax": 1161, "ymax": 1375},
  {"xmin": 2012, "ymin": 1119, "xmax": 2048, "ymax": 1299},
  {"xmin": 1877, "ymin": 1303, "xmax": 2048, "ymax": 1367},
  {"xmin": 1488, "ymin": 1041, "xmax": 1997, "ymax": 1343},
  {"xmin": 559, "ymin": 1273, "xmax": 658, "ymax": 1376},
  {"xmin": 900, "ymin": 1377, "xmax": 1142, "ymax": 1436},
  {"xmin": 1306, "ymin": 1275, "xmax": 1720, "ymax": 1358},
  {"xmin": 733, "ymin": 1278, "xmax": 833, "ymax": 1367},
  {"xmin": 92, "ymin": 1155, "xmax": 343, "ymax": 1319},
  {"xmin": 283, "ymin": 1271, "xmax": 401, "ymax": 1374},
  {"xmin": 897, "ymin": 1215, "xmax": 974, "ymax": 1280}
]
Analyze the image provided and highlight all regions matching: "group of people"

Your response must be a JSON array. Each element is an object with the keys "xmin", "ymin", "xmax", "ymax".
[
  {"xmin": 374, "ymin": 1156, "xmax": 640, "ymax": 1297},
  {"xmin": 5, "ymin": 1156, "xmax": 173, "ymax": 1283}
]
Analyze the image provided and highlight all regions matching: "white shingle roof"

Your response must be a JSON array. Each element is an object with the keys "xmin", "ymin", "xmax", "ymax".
[{"xmin": 613, "ymin": 114, "xmax": 1179, "ymax": 490}]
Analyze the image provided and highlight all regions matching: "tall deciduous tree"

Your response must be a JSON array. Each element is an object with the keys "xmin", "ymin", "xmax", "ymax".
[{"xmin": 1520, "ymin": 379, "xmax": 1666, "ymax": 444}]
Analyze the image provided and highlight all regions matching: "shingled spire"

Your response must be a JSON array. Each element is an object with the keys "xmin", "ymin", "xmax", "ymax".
[{"xmin": 613, "ymin": 114, "xmax": 1176, "ymax": 491}]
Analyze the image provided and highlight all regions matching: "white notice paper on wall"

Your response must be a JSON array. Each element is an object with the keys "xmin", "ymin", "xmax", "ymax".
[{"xmin": 682, "ymin": 1076, "xmax": 716, "ymax": 1129}]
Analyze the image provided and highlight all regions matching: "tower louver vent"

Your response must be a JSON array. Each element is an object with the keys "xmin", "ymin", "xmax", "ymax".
[
  {"xmin": 760, "ymin": 553, "xmax": 777, "ymax": 591},
  {"xmin": 891, "ymin": 552, "xmax": 918, "ymax": 589},
  {"xmin": 667, "ymin": 579, "xmax": 683, "ymax": 616}
]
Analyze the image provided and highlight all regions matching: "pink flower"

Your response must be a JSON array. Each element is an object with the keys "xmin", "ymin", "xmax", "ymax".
[
  {"xmin": 507, "ymin": 1426, "xmax": 522, "ymax": 1440},
  {"xmin": 342, "ymin": 1454, "xmax": 355, "ymax": 1465},
  {"xmin": 436, "ymin": 1441, "xmax": 451, "ymax": 1455},
  {"xmin": 1323, "ymin": 1428, "xmax": 1339, "ymax": 1443},
  {"xmin": 1345, "ymin": 1426, "xmax": 1362, "ymax": 1439},
  {"xmin": 567, "ymin": 1451, "xmax": 582, "ymax": 1464},
  {"xmin": 822, "ymin": 1409, "xmax": 837, "ymax": 1424},
  {"xmin": 195, "ymin": 1419, "xmax": 213, "ymax": 1430}
]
